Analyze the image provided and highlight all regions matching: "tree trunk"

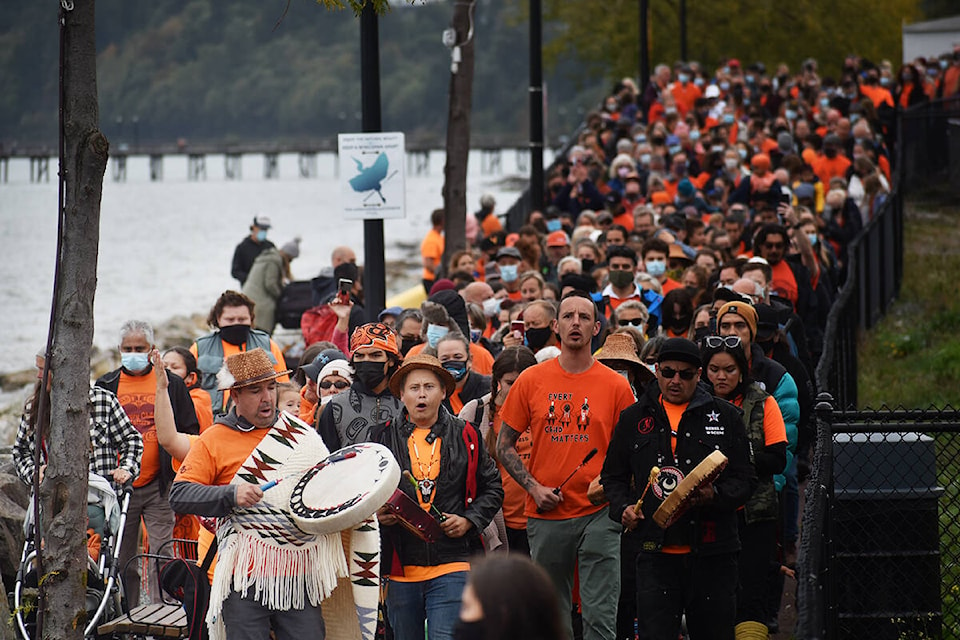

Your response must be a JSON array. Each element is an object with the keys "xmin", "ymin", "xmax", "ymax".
[
  {"xmin": 441, "ymin": 2, "xmax": 474, "ymax": 265},
  {"xmin": 40, "ymin": 2, "xmax": 109, "ymax": 639}
]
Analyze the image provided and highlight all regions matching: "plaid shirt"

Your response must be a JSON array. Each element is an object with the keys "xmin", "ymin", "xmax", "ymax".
[{"xmin": 13, "ymin": 386, "xmax": 143, "ymax": 487}]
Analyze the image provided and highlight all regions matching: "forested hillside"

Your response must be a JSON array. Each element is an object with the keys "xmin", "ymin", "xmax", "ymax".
[{"xmin": 0, "ymin": 0, "xmax": 604, "ymax": 148}]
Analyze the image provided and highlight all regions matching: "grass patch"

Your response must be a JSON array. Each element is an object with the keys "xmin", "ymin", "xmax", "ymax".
[{"xmin": 858, "ymin": 197, "xmax": 960, "ymax": 409}]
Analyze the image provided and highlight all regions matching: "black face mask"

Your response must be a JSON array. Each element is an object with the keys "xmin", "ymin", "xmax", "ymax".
[
  {"xmin": 220, "ymin": 324, "xmax": 251, "ymax": 346},
  {"xmin": 400, "ymin": 337, "xmax": 422, "ymax": 356},
  {"xmin": 693, "ymin": 325, "xmax": 712, "ymax": 343},
  {"xmin": 581, "ymin": 258, "xmax": 596, "ymax": 273},
  {"xmin": 668, "ymin": 316, "xmax": 692, "ymax": 331},
  {"xmin": 353, "ymin": 361, "xmax": 388, "ymax": 390},
  {"xmin": 525, "ymin": 327, "xmax": 555, "ymax": 352},
  {"xmin": 824, "ymin": 147, "xmax": 838, "ymax": 159}
]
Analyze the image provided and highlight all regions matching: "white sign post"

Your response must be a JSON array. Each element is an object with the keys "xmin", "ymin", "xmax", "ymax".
[{"xmin": 338, "ymin": 132, "xmax": 406, "ymax": 220}]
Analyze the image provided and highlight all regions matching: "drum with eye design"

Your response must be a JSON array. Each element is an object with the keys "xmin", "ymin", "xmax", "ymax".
[{"xmin": 652, "ymin": 451, "xmax": 728, "ymax": 529}]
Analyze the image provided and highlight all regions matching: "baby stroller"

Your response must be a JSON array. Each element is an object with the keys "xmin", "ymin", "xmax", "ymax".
[{"xmin": 11, "ymin": 473, "xmax": 134, "ymax": 640}]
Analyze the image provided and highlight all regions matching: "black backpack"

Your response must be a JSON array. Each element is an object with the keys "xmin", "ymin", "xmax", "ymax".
[
  {"xmin": 159, "ymin": 536, "xmax": 218, "ymax": 640},
  {"xmin": 276, "ymin": 281, "xmax": 314, "ymax": 329}
]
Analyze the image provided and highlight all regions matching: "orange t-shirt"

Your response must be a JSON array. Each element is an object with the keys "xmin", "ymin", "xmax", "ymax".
[
  {"xmin": 406, "ymin": 341, "xmax": 494, "ymax": 376},
  {"xmin": 491, "ymin": 411, "xmax": 533, "ymax": 530},
  {"xmin": 480, "ymin": 214, "xmax": 503, "ymax": 238},
  {"xmin": 671, "ymin": 82, "xmax": 702, "ymax": 117},
  {"xmin": 421, "ymin": 228, "xmax": 445, "ymax": 281},
  {"xmin": 769, "ymin": 260, "xmax": 799, "ymax": 308},
  {"xmin": 189, "ymin": 387, "xmax": 214, "ymax": 433},
  {"xmin": 661, "ymin": 397, "xmax": 691, "ymax": 554},
  {"xmin": 499, "ymin": 358, "xmax": 635, "ymax": 520},
  {"xmin": 612, "ymin": 211, "xmax": 636, "ymax": 232},
  {"xmin": 392, "ymin": 429, "xmax": 469, "ymax": 581},
  {"xmin": 813, "ymin": 154, "xmax": 851, "ymax": 188},
  {"xmin": 660, "ymin": 277, "xmax": 683, "ymax": 295},
  {"xmin": 118, "ymin": 371, "xmax": 160, "ymax": 487}
]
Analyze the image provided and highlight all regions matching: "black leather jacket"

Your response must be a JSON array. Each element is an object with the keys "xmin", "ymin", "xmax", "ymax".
[
  {"xmin": 601, "ymin": 383, "xmax": 756, "ymax": 555},
  {"xmin": 370, "ymin": 407, "xmax": 503, "ymax": 569}
]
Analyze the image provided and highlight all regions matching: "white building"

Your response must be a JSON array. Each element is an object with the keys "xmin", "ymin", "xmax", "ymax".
[{"xmin": 902, "ymin": 14, "xmax": 960, "ymax": 62}]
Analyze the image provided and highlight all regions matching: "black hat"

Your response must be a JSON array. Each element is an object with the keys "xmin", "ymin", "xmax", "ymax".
[
  {"xmin": 496, "ymin": 246, "xmax": 523, "ymax": 261},
  {"xmin": 300, "ymin": 348, "xmax": 348, "ymax": 382},
  {"xmin": 712, "ymin": 286, "xmax": 752, "ymax": 305},
  {"xmin": 657, "ymin": 338, "xmax": 703, "ymax": 368},
  {"xmin": 755, "ymin": 303, "xmax": 780, "ymax": 341}
]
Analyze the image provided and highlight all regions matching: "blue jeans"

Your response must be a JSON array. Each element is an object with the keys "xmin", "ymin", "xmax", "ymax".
[{"xmin": 386, "ymin": 571, "xmax": 468, "ymax": 640}]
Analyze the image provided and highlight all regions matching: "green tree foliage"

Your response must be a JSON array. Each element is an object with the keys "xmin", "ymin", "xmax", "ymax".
[
  {"xmin": 0, "ymin": 0, "xmax": 603, "ymax": 148},
  {"xmin": 537, "ymin": 0, "xmax": 923, "ymax": 84}
]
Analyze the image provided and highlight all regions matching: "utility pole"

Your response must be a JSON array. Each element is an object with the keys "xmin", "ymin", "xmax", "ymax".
[
  {"xmin": 360, "ymin": 2, "xmax": 386, "ymax": 319},
  {"xmin": 529, "ymin": 0, "xmax": 544, "ymax": 215},
  {"xmin": 441, "ymin": 0, "xmax": 475, "ymax": 265}
]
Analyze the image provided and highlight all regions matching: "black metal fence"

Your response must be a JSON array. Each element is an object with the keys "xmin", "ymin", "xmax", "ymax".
[{"xmin": 798, "ymin": 97, "xmax": 960, "ymax": 639}]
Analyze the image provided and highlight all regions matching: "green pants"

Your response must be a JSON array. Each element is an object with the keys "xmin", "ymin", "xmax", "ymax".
[{"xmin": 528, "ymin": 509, "xmax": 621, "ymax": 640}]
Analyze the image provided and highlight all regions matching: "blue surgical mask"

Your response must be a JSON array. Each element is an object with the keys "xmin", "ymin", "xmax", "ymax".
[
  {"xmin": 668, "ymin": 145, "xmax": 682, "ymax": 155},
  {"xmin": 694, "ymin": 77, "xmax": 704, "ymax": 88},
  {"xmin": 482, "ymin": 297, "xmax": 500, "ymax": 317},
  {"xmin": 645, "ymin": 259, "xmax": 666, "ymax": 277},
  {"xmin": 723, "ymin": 114, "xmax": 736, "ymax": 125},
  {"xmin": 546, "ymin": 219, "xmax": 563, "ymax": 232},
  {"xmin": 256, "ymin": 230, "xmax": 268, "ymax": 242},
  {"xmin": 819, "ymin": 98, "xmax": 830, "ymax": 108},
  {"xmin": 426, "ymin": 324, "xmax": 449, "ymax": 348},
  {"xmin": 678, "ymin": 73, "xmax": 690, "ymax": 84},
  {"xmin": 499, "ymin": 264, "xmax": 519, "ymax": 283},
  {"xmin": 720, "ymin": 81, "xmax": 730, "ymax": 91},
  {"xmin": 807, "ymin": 233, "xmax": 818, "ymax": 246},
  {"xmin": 121, "ymin": 352, "xmax": 150, "ymax": 372},
  {"xmin": 639, "ymin": 153, "xmax": 651, "ymax": 166},
  {"xmin": 785, "ymin": 109, "xmax": 797, "ymax": 120},
  {"xmin": 469, "ymin": 328, "xmax": 482, "ymax": 343},
  {"xmin": 689, "ymin": 130, "xmax": 701, "ymax": 141},
  {"xmin": 738, "ymin": 148, "xmax": 748, "ymax": 160},
  {"xmin": 880, "ymin": 76, "xmax": 891, "ymax": 87},
  {"xmin": 443, "ymin": 360, "xmax": 469, "ymax": 382},
  {"xmin": 743, "ymin": 98, "xmax": 751, "ymax": 106}
]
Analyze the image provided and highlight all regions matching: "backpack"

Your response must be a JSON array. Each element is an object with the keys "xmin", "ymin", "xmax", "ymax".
[
  {"xmin": 301, "ymin": 304, "xmax": 338, "ymax": 346},
  {"xmin": 276, "ymin": 281, "xmax": 314, "ymax": 329}
]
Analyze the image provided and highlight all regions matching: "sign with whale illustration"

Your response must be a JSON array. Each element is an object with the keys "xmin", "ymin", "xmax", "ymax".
[{"xmin": 338, "ymin": 132, "xmax": 406, "ymax": 220}]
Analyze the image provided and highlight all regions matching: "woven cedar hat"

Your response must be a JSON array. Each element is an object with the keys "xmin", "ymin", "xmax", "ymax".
[
  {"xmin": 388, "ymin": 353, "xmax": 456, "ymax": 398},
  {"xmin": 596, "ymin": 333, "xmax": 655, "ymax": 383},
  {"xmin": 216, "ymin": 348, "xmax": 291, "ymax": 390}
]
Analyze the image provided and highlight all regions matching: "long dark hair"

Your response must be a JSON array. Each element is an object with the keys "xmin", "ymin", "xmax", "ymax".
[
  {"xmin": 700, "ymin": 339, "xmax": 750, "ymax": 399},
  {"xmin": 486, "ymin": 346, "xmax": 537, "ymax": 457},
  {"xmin": 468, "ymin": 554, "xmax": 565, "ymax": 640}
]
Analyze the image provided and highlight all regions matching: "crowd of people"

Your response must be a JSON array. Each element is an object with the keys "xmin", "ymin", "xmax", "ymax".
[{"xmin": 13, "ymin": 48, "xmax": 960, "ymax": 640}]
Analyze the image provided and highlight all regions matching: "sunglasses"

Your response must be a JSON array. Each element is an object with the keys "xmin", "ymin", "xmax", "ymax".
[
  {"xmin": 703, "ymin": 335, "xmax": 742, "ymax": 349},
  {"xmin": 658, "ymin": 366, "xmax": 698, "ymax": 380},
  {"xmin": 618, "ymin": 318, "xmax": 645, "ymax": 327},
  {"xmin": 319, "ymin": 380, "xmax": 350, "ymax": 390}
]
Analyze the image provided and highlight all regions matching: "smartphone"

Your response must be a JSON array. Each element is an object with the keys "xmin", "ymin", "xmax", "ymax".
[
  {"xmin": 510, "ymin": 320, "xmax": 525, "ymax": 341},
  {"xmin": 336, "ymin": 278, "xmax": 352, "ymax": 305}
]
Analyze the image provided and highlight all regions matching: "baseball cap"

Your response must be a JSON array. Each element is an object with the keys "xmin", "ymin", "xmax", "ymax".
[{"xmin": 546, "ymin": 230, "xmax": 570, "ymax": 247}]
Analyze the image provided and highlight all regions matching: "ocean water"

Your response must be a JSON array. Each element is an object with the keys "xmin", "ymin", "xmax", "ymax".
[{"xmin": 0, "ymin": 148, "xmax": 540, "ymax": 438}]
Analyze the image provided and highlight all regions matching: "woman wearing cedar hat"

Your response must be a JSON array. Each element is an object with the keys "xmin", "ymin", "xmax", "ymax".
[{"xmin": 371, "ymin": 354, "xmax": 503, "ymax": 640}]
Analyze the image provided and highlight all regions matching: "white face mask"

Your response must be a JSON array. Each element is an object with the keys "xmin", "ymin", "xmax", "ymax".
[
  {"xmin": 482, "ymin": 297, "xmax": 501, "ymax": 318},
  {"xmin": 725, "ymin": 158, "xmax": 739, "ymax": 170}
]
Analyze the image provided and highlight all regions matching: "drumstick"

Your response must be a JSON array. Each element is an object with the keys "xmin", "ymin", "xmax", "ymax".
[
  {"xmin": 259, "ymin": 450, "xmax": 357, "ymax": 491},
  {"xmin": 536, "ymin": 447, "xmax": 598, "ymax": 514},
  {"xmin": 402, "ymin": 470, "xmax": 447, "ymax": 522},
  {"xmin": 634, "ymin": 466, "xmax": 660, "ymax": 514}
]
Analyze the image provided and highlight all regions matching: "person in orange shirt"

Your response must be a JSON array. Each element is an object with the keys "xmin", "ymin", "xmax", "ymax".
[
  {"xmin": 459, "ymin": 346, "xmax": 539, "ymax": 553},
  {"xmin": 373, "ymin": 354, "xmax": 502, "ymax": 640},
  {"xmin": 96, "ymin": 320, "xmax": 199, "ymax": 606},
  {"xmin": 421, "ymin": 208, "xmax": 445, "ymax": 294},
  {"xmin": 436, "ymin": 333, "xmax": 491, "ymax": 415},
  {"xmin": 475, "ymin": 193, "xmax": 502, "ymax": 241},
  {"xmin": 812, "ymin": 134, "xmax": 851, "ymax": 188},
  {"xmin": 498, "ymin": 291, "xmax": 635, "ymax": 640},
  {"xmin": 190, "ymin": 290, "xmax": 290, "ymax": 417},
  {"xmin": 642, "ymin": 237, "xmax": 683, "ymax": 294},
  {"xmin": 162, "ymin": 346, "xmax": 214, "ymax": 432},
  {"xmin": 671, "ymin": 67, "xmax": 703, "ymax": 117}
]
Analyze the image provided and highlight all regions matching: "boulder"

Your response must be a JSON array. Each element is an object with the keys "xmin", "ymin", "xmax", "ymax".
[{"xmin": 0, "ymin": 470, "xmax": 28, "ymax": 582}]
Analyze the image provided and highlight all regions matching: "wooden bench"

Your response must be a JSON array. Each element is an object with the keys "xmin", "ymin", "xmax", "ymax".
[{"xmin": 97, "ymin": 602, "xmax": 187, "ymax": 638}]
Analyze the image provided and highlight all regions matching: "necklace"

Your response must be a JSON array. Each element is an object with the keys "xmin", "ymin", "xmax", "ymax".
[{"xmin": 411, "ymin": 434, "xmax": 440, "ymax": 503}]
